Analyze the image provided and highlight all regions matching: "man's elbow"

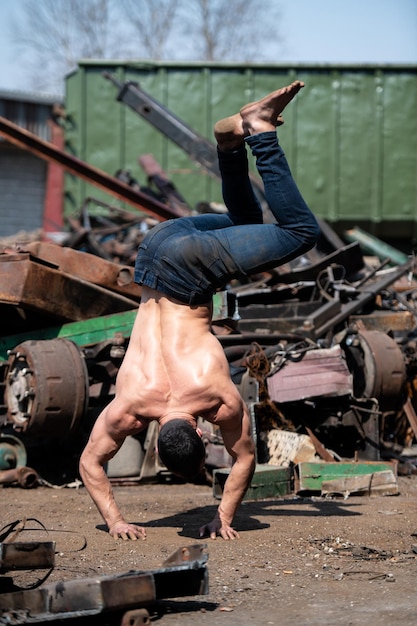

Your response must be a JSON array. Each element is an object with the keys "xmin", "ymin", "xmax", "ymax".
[
  {"xmin": 249, "ymin": 452, "xmax": 256, "ymax": 476},
  {"xmin": 79, "ymin": 447, "xmax": 96, "ymax": 485},
  {"xmin": 244, "ymin": 447, "xmax": 256, "ymax": 479},
  {"xmin": 79, "ymin": 451, "xmax": 87, "ymax": 483}
]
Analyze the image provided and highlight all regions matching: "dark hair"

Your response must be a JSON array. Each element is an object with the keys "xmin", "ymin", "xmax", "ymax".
[{"xmin": 157, "ymin": 419, "xmax": 205, "ymax": 480}]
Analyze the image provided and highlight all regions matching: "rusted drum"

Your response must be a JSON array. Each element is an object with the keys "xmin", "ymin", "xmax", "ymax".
[
  {"xmin": 6, "ymin": 339, "xmax": 89, "ymax": 437},
  {"xmin": 345, "ymin": 330, "xmax": 406, "ymax": 410}
]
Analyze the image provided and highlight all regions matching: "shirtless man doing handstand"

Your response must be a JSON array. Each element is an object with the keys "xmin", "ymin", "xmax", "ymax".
[{"xmin": 79, "ymin": 80, "xmax": 320, "ymax": 541}]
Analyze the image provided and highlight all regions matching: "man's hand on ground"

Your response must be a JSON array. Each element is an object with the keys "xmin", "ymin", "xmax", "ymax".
[
  {"xmin": 109, "ymin": 521, "xmax": 147, "ymax": 541},
  {"xmin": 199, "ymin": 517, "xmax": 239, "ymax": 540}
]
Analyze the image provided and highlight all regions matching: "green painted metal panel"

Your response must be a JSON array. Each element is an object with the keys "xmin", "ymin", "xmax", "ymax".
[
  {"xmin": 382, "ymin": 72, "xmax": 417, "ymax": 232},
  {"xmin": 295, "ymin": 70, "xmax": 341, "ymax": 222},
  {"xmin": 295, "ymin": 461, "xmax": 396, "ymax": 492},
  {"xmin": 0, "ymin": 310, "xmax": 138, "ymax": 361},
  {"xmin": 213, "ymin": 464, "xmax": 293, "ymax": 500},
  {"xmin": 123, "ymin": 68, "xmax": 167, "ymax": 186},
  {"xmin": 65, "ymin": 67, "xmax": 85, "ymax": 215},
  {"xmin": 165, "ymin": 67, "xmax": 213, "ymax": 207},
  {"xmin": 339, "ymin": 72, "xmax": 381, "ymax": 222},
  {"xmin": 0, "ymin": 292, "xmax": 228, "ymax": 360},
  {"xmin": 64, "ymin": 61, "xmax": 417, "ymax": 241}
]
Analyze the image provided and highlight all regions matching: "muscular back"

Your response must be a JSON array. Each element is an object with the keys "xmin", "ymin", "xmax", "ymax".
[{"xmin": 115, "ymin": 288, "xmax": 242, "ymax": 424}]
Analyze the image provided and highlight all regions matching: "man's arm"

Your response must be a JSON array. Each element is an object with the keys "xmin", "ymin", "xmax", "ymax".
[
  {"xmin": 199, "ymin": 402, "xmax": 255, "ymax": 540},
  {"xmin": 79, "ymin": 408, "xmax": 146, "ymax": 541}
]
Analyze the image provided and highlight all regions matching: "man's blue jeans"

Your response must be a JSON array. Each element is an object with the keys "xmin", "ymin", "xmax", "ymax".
[{"xmin": 135, "ymin": 131, "xmax": 320, "ymax": 305}]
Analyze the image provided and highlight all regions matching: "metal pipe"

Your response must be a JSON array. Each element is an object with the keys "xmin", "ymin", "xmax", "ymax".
[
  {"xmin": 0, "ymin": 116, "xmax": 183, "ymax": 222},
  {"xmin": 313, "ymin": 259, "xmax": 413, "ymax": 338},
  {"xmin": 0, "ymin": 467, "xmax": 40, "ymax": 488},
  {"xmin": 344, "ymin": 227, "xmax": 409, "ymax": 266}
]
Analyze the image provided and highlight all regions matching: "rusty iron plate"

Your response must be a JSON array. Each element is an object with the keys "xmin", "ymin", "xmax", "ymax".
[
  {"xmin": 0, "ymin": 542, "xmax": 55, "ymax": 573},
  {"xmin": 22, "ymin": 242, "xmax": 141, "ymax": 301},
  {"xmin": 267, "ymin": 345, "xmax": 353, "ymax": 403},
  {"xmin": 0, "ymin": 544, "xmax": 208, "ymax": 624},
  {"xmin": 0, "ymin": 254, "xmax": 138, "ymax": 322}
]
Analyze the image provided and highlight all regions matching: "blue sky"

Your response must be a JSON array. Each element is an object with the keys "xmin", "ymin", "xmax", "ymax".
[
  {"xmin": 1, "ymin": 0, "xmax": 416, "ymax": 93},
  {"xmin": 280, "ymin": 0, "xmax": 417, "ymax": 63}
]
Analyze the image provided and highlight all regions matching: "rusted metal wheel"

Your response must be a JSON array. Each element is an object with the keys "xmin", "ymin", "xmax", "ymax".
[
  {"xmin": 6, "ymin": 339, "xmax": 88, "ymax": 437},
  {"xmin": 0, "ymin": 433, "xmax": 27, "ymax": 469},
  {"xmin": 344, "ymin": 330, "xmax": 406, "ymax": 410}
]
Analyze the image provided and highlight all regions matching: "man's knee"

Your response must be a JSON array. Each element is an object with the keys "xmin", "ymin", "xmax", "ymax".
[
  {"xmin": 298, "ymin": 217, "xmax": 321, "ymax": 252},
  {"xmin": 306, "ymin": 218, "xmax": 321, "ymax": 247}
]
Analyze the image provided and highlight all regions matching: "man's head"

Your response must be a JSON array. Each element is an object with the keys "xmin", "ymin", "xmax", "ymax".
[{"xmin": 157, "ymin": 418, "xmax": 205, "ymax": 481}]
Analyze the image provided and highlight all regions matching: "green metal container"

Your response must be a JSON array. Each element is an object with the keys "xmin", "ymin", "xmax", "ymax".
[{"xmin": 65, "ymin": 61, "xmax": 417, "ymax": 243}]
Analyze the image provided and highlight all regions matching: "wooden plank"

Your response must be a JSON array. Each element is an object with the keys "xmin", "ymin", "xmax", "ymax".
[
  {"xmin": 403, "ymin": 396, "xmax": 417, "ymax": 440},
  {"xmin": 259, "ymin": 430, "xmax": 317, "ymax": 467}
]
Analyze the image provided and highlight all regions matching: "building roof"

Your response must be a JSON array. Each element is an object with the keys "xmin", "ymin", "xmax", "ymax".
[{"xmin": 0, "ymin": 89, "xmax": 62, "ymax": 105}]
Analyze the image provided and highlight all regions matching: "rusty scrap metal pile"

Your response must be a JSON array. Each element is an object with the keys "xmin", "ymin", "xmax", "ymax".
[
  {"xmin": 1, "ymin": 204, "xmax": 417, "ymax": 488},
  {"xmin": 1, "ymin": 73, "xmax": 417, "ymax": 490}
]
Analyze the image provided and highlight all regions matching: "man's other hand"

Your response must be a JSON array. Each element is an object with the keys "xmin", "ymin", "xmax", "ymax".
[
  {"xmin": 199, "ymin": 518, "xmax": 239, "ymax": 540},
  {"xmin": 109, "ymin": 521, "xmax": 147, "ymax": 541}
]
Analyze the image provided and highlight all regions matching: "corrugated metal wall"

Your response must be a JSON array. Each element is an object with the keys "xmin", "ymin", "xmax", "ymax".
[
  {"xmin": 0, "ymin": 145, "xmax": 47, "ymax": 237},
  {"xmin": 0, "ymin": 93, "xmax": 57, "ymax": 238},
  {"xmin": 65, "ymin": 61, "xmax": 417, "ymax": 242}
]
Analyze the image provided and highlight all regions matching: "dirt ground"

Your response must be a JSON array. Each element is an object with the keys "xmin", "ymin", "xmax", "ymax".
[{"xmin": 1, "ymin": 475, "xmax": 417, "ymax": 626}]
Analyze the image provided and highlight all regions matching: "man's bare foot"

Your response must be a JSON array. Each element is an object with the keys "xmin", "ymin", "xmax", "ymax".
[
  {"xmin": 214, "ymin": 80, "xmax": 303, "ymax": 150},
  {"xmin": 240, "ymin": 80, "xmax": 304, "ymax": 136},
  {"xmin": 214, "ymin": 112, "xmax": 285, "ymax": 152}
]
